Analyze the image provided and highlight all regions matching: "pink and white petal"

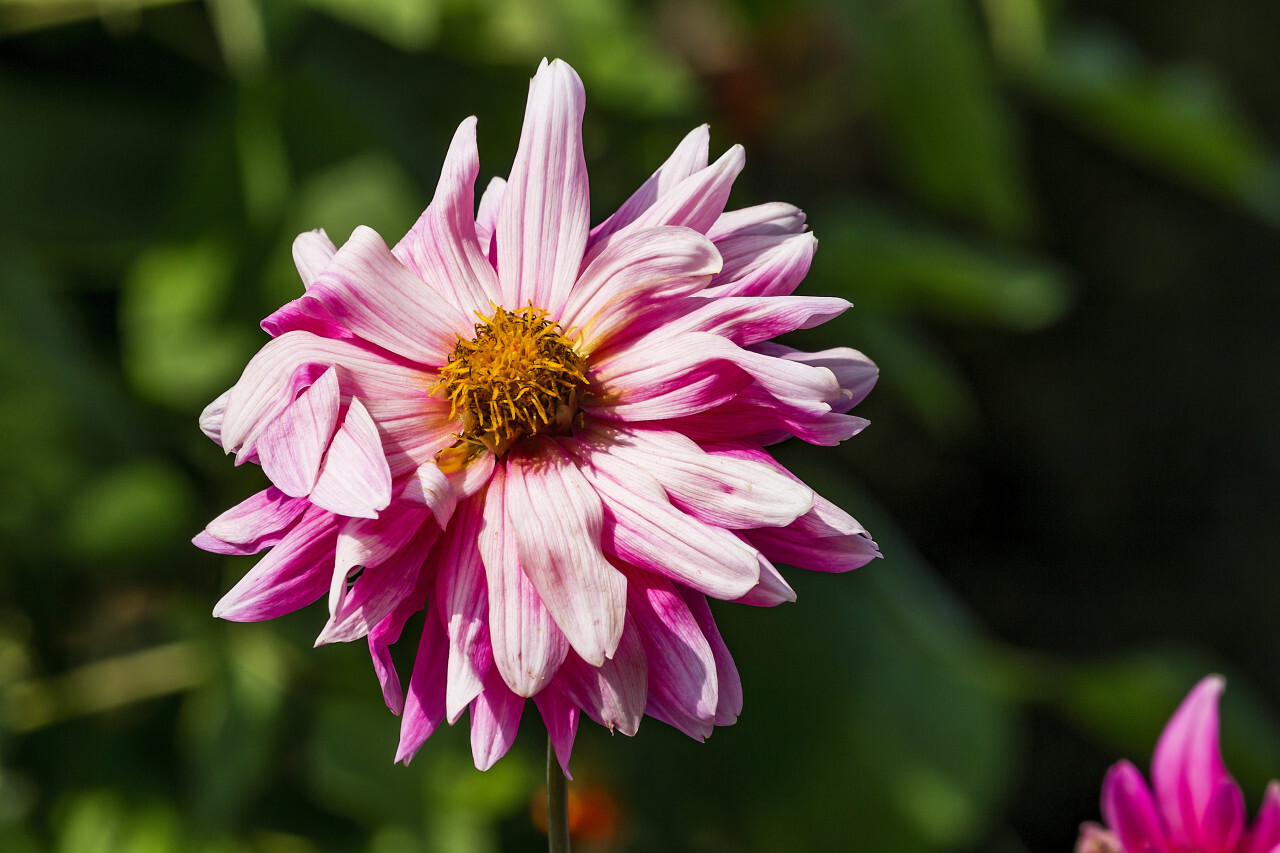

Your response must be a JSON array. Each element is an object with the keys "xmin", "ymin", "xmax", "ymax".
[
  {"xmin": 754, "ymin": 342, "xmax": 879, "ymax": 411},
  {"xmin": 1101, "ymin": 761, "xmax": 1172, "ymax": 853},
  {"xmin": 668, "ymin": 386, "xmax": 868, "ymax": 447},
  {"xmin": 707, "ymin": 202, "xmax": 807, "ymax": 241},
  {"xmin": 436, "ymin": 496, "xmax": 491, "ymax": 722},
  {"xmin": 702, "ymin": 232, "xmax": 816, "ymax": 299},
  {"xmin": 200, "ymin": 390, "xmax": 229, "ymax": 446},
  {"xmin": 327, "ymin": 498, "xmax": 431, "ymax": 616},
  {"xmin": 678, "ymin": 587, "xmax": 743, "ymax": 725},
  {"xmin": 392, "ymin": 117, "xmax": 501, "ymax": 313},
  {"xmin": 555, "ymin": 615, "xmax": 647, "ymax": 736},
  {"xmin": 534, "ymin": 687, "xmax": 580, "ymax": 779},
  {"xmin": 746, "ymin": 523, "xmax": 881, "ymax": 573},
  {"xmin": 317, "ymin": 522, "xmax": 438, "ymax": 645},
  {"xmin": 304, "ymin": 225, "xmax": 472, "ymax": 365},
  {"xmin": 558, "ymin": 226, "xmax": 720, "ymax": 354},
  {"xmin": 470, "ymin": 668, "xmax": 526, "ymax": 771},
  {"xmin": 199, "ymin": 486, "xmax": 309, "ymax": 555},
  {"xmin": 402, "ymin": 462, "xmax": 457, "ymax": 529},
  {"xmin": 260, "ymin": 296, "xmax": 356, "ymax": 341},
  {"xmin": 584, "ymin": 332, "xmax": 752, "ymax": 422},
  {"xmin": 497, "ymin": 59, "xmax": 590, "ymax": 314},
  {"xmin": 505, "ymin": 439, "xmax": 626, "ymax": 666},
  {"xmin": 567, "ymin": 439, "xmax": 760, "ymax": 599},
  {"xmin": 293, "ymin": 228, "xmax": 337, "ymax": 289},
  {"xmin": 257, "ymin": 366, "xmax": 341, "ymax": 498},
  {"xmin": 731, "ymin": 554, "xmax": 797, "ymax": 606},
  {"xmin": 396, "ymin": 606, "xmax": 450, "ymax": 764},
  {"xmin": 475, "ymin": 177, "xmax": 505, "ymax": 259},
  {"xmin": 480, "ymin": 463, "xmax": 570, "ymax": 697},
  {"xmin": 361, "ymin": 395, "xmax": 459, "ymax": 479},
  {"xmin": 446, "ymin": 449, "xmax": 497, "ymax": 501},
  {"xmin": 614, "ymin": 145, "xmax": 745, "ymax": 240},
  {"xmin": 585, "ymin": 124, "xmax": 710, "ymax": 257},
  {"xmin": 213, "ymin": 504, "xmax": 338, "ymax": 621},
  {"xmin": 367, "ymin": 558, "xmax": 436, "ymax": 715},
  {"xmin": 666, "ymin": 295, "xmax": 849, "ymax": 347},
  {"xmin": 587, "ymin": 423, "xmax": 811, "ymax": 529},
  {"xmin": 220, "ymin": 331, "xmax": 434, "ymax": 462},
  {"xmin": 1152, "ymin": 675, "xmax": 1242, "ymax": 848},
  {"xmin": 309, "ymin": 398, "xmax": 393, "ymax": 519},
  {"xmin": 624, "ymin": 568, "xmax": 718, "ymax": 739}
]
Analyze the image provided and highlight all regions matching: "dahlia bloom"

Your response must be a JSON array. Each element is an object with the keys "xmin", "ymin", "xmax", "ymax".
[
  {"xmin": 1077, "ymin": 676, "xmax": 1280, "ymax": 853},
  {"xmin": 196, "ymin": 59, "xmax": 879, "ymax": 774}
]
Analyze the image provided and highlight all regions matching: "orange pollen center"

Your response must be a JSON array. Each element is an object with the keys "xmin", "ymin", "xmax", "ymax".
[{"xmin": 436, "ymin": 305, "xmax": 586, "ymax": 459}]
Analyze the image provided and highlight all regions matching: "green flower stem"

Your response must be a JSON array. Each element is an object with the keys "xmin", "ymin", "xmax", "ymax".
[{"xmin": 547, "ymin": 735, "xmax": 571, "ymax": 853}]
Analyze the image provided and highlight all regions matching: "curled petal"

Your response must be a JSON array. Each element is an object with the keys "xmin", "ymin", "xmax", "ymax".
[
  {"xmin": 316, "ymin": 522, "xmax": 437, "ymax": 646},
  {"xmin": 197, "ymin": 486, "xmax": 309, "ymax": 556},
  {"xmin": 292, "ymin": 228, "xmax": 337, "ymax": 289},
  {"xmin": 309, "ymin": 398, "xmax": 393, "ymax": 519},
  {"xmin": 213, "ymin": 504, "xmax": 337, "ymax": 622},
  {"xmin": 200, "ymin": 390, "xmax": 229, "ymax": 446},
  {"xmin": 475, "ymin": 177, "xmax": 505, "ymax": 259},
  {"xmin": 707, "ymin": 202, "xmax": 807, "ymax": 241},
  {"xmin": 702, "ymin": 231, "xmax": 816, "ymax": 299},
  {"xmin": 257, "ymin": 366, "xmax": 340, "ymax": 498}
]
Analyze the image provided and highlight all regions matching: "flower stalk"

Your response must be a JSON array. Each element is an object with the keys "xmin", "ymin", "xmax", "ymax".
[{"xmin": 547, "ymin": 735, "xmax": 570, "ymax": 853}]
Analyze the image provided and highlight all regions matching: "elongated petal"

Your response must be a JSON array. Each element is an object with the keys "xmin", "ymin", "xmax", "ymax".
[
  {"xmin": 327, "ymin": 498, "xmax": 430, "ymax": 617},
  {"xmin": 197, "ymin": 486, "xmax": 309, "ymax": 556},
  {"xmin": 731, "ymin": 554, "xmax": 797, "ymax": 606},
  {"xmin": 213, "ymin": 504, "xmax": 337, "ymax": 621},
  {"xmin": 678, "ymin": 587, "xmax": 742, "ymax": 725},
  {"xmin": 317, "ymin": 522, "xmax": 437, "ymax": 645},
  {"xmin": 367, "ymin": 559, "xmax": 436, "ymax": 715},
  {"xmin": 436, "ymin": 496, "xmax": 491, "ymax": 722},
  {"xmin": 559, "ymin": 226, "xmax": 720, "ymax": 354},
  {"xmin": 602, "ymin": 145, "xmax": 745, "ymax": 245},
  {"xmin": 567, "ymin": 439, "xmax": 760, "ymax": 599},
  {"xmin": 475, "ymin": 177, "xmax": 505, "ymax": 259},
  {"xmin": 396, "ymin": 607, "xmax": 449, "ymax": 764},
  {"xmin": 703, "ymin": 231, "xmax": 816, "ymax": 298},
  {"xmin": 585, "ymin": 331, "xmax": 752, "ymax": 422},
  {"xmin": 534, "ymin": 687, "xmax": 580, "ymax": 779},
  {"xmin": 1102, "ymin": 761, "xmax": 1171, "ymax": 853},
  {"xmin": 586, "ymin": 124, "xmax": 710, "ymax": 254},
  {"xmin": 480, "ymin": 463, "xmax": 569, "ymax": 696},
  {"xmin": 555, "ymin": 615, "xmax": 647, "ymax": 736},
  {"xmin": 305, "ymin": 225, "xmax": 471, "ymax": 365},
  {"xmin": 393, "ymin": 117, "xmax": 500, "ymax": 313},
  {"xmin": 497, "ymin": 59, "xmax": 589, "ymax": 314},
  {"xmin": 587, "ymin": 423, "xmax": 812, "ymax": 529},
  {"xmin": 257, "ymin": 366, "xmax": 341, "ymax": 498},
  {"xmin": 293, "ymin": 228, "xmax": 337, "ymax": 288},
  {"xmin": 505, "ymin": 439, "xmax": 626, "ymax": 666},
  {"xmin": 625, "ymin": 568, "xmax": 718, "ymax": 741},
  {"xmin": 309, "ymin": 398, "xmax": 393, "ymax": 519},
  {"xmin": 470, "ymin": 668, "xmax": 526, "ymax": 771},
  {"xmin": 221, "ymin": 331, "xmax": 434, "ymax": 462},
  {"xmin": 707, "ymin": 202, "xmax": 806, "ymax": 241},
  {"xmin": 361, "ymin": 395, "xmax": 459, "ymax": 478},
  {"xmin": 754, "ymin": 342, "xmax": 878, "ymax": 411},
  {"xmin": 669, "ymin": 295, "xmax": 848, "ymax": 347}
]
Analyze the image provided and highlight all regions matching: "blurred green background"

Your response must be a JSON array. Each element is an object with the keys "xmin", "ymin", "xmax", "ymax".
[{"xmin": 2, "ymin": 0, "xmax": 1279, "ymax": 850}]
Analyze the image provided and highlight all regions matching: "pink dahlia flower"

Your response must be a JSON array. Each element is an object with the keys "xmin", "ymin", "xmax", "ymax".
[
  {"xmin": 1077, "ymin": 675, "xmax": 1280, "ymax": 853},
  {"xmin": 196, "ymin": 58, "xmax": 879, "ymax": 774}
]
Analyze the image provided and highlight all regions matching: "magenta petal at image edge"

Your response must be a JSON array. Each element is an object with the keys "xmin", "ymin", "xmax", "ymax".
[
  {"xmin": 1077, "ymin": 676, "xmax": 1280, "ymax": 853},
  {"xmin": 194, "ymin": 58, "xmax": 880, "ymax": 774}
]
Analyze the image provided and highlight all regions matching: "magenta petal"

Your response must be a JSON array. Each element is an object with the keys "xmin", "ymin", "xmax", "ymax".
[
  {"xmin": 534, "ymin": 687, "xmax": 579, "ymax": 779},
  {"xmin": 1102, "ymin": 761, "xmax": 1172, "ymax": 853},
  {"xmin": 292, "ymin": 228, "xmax": 337, "ymax": 289},
  {"xmin": 327, "ymin": 499, "xmax": 431, "ymax": 618},
  {"xmin": 1152, "ymin": 675, "xmax": 1241, "ymax": 848},
  {"xmin": 624, "ymin": 568, "xmax": 718, "ymax": 741},
  {"xmin": 309, "ymin": 398, "xmax": 393, "ymax": 519},
  {"xmin": 555, "ymin": 615, "xmax": 648, "ymax": 736},
  {"xmin": 504, "ymin": 439, "xmax": 626, "ymax": 666},
  {"xmin": 469, "ymin": 668, "xmax": 526, "ymax": 771},
  {"xmin": 199, "ymin": 486, "xmax": 309, "ymax": 555},
  {"xmin": 396, "ymin": 606, "xmax": 449, "ymax": 765},
  {"xmin": 677, "ymin": 587, "xmax": 742, "ymax": 725},
  {"xmin": 392, "ymin": 116, "xmax": 500, "ymax": 313},
  {"xmin": 316, "ymin": 522, "xmax": 437, "ymax": 645},
  {"xmin": 213, "ymin": 504, "xmax": 338, "ymax": 621},
  {"xmin": 305, "ymin": 225, "xmax": 471, "ymax": 365},
  {"xmin": 731, "ymin": 554, "xmax": 797, "ymax": 606},
  {"xmin": 587, "ymin": 124, "xmax": 710, "ymax": 257},
  {"xmin": 558, "ymin": 225, "xmax": 721, "ymax": 355},
  {"xmin": 479, "ymin": 462, "xmax": 569, "ymax": 697},
  {"xmin": 497, "ymin": 58, "xmax": 590, "ymax": 314},
  {"xmin": 1244, "ymin": 781, "xmax": 1280, "ymax": 853},
  {"xmin": 1200, "ymin": 779, "xmax": 1246, "ymax": 853},
  {"xmin": 360, "ymin": 395, "xmax": 458, "ymax": 479},
  {"xmin": 435, "ymin": 496, "xmax": 491, "ymax": 722},
  {"xmin": 591, "ymin": 424, "xmax": 812, "ymax": 529},
  {"xmin": 367, "ymin": 559, "xmax": 436, "ymax": 715},
  {"xmin": 568, "ymin": 439, "xmax": 760, "ymax": 599},
  {"xmin": 257, "ymin": 366, "xmax": 341, "ymax": 498}
]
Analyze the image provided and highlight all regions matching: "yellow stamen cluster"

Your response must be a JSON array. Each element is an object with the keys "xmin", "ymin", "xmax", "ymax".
[{"xmin": 436, "ymin": 305, "xmax": 587, "ymax": 459}]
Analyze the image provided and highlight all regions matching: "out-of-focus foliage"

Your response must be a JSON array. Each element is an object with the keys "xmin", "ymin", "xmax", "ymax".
[{"xmin": 1, "ymin": 0, "xmax": 1278, "ymax": 851}]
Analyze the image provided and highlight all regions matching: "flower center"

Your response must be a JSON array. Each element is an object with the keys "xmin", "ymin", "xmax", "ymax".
[{"xmin": 436, "ymin": 305, "xmax": 587, "ymax": 460}]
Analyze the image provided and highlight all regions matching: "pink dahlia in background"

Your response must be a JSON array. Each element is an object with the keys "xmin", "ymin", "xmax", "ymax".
[
  {"xmin": 1077, "ymin": 675, "xmax": 1280, "ymax": 853},
  {"xmin": 196, "ymin": 58, "xmax": 879, "ymax": 774}
]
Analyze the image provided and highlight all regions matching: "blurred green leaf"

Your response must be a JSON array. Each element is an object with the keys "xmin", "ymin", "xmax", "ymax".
[
  {"xmin": 62, "ymin": 459, "xmax": 196, "ymax": 561},
  {"xmin": 1023, "ymin": 27, "xmax": 1280, "ymax": 225},
  {"xmin": 844, "ymin": 0, "xmax": 1033, "ymax": 235},
  {"xmin": 297, "ymin": 0, "xmax": 441, "ymax": 52}
]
